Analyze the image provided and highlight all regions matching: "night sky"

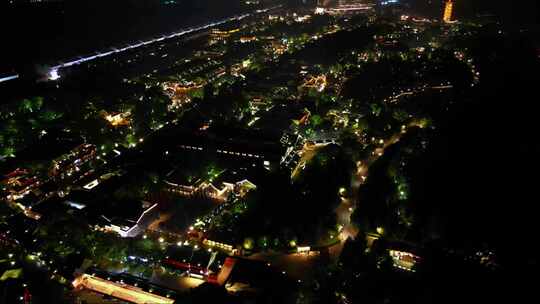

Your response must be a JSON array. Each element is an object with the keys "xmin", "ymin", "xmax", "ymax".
[
  {"xmin": 409, "ymin": 0, "xmax": 538, "ymax": 25},
  {"xmin": 463, "ymin": 0, "xmax": 538, "ymax": 23},
  {"xmin": 0, "ymin": 0, "xmax": 536, "ymax": 74}
]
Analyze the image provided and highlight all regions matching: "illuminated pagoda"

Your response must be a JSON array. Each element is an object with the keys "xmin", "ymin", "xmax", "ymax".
[{"xmin": 443, "ymin": 0, "xmax": 454, "ymax": 23}]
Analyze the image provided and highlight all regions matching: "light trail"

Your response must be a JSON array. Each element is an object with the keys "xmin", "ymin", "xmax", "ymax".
[
  {"xmin": 0, "ymin": 74, "xmax": 19, "ymax": 83},
  {"xmin": 47, "ymin": 5, "xmax": 282, "ymax": 80}
]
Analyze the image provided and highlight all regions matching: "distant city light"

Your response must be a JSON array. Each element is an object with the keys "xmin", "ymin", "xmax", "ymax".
[{"xmin": 380, "ymin": 0, "xmax": 398, "ymax": 5}]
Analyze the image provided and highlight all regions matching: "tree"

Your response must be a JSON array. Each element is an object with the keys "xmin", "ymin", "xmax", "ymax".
[
  {"xmin": 243, "ymin": 238, "xmax": 254, "ymax": 250},
  {"xmin": 392, "ymin": 109, "xmax": 409, "ymax": 122},
  {"xmin": 310, "ymin": 114, "xmax": 323, "ymax": 127},
  {"xmin": 18, "ymin": 97, "xmax": 44, "ymax": 114}
]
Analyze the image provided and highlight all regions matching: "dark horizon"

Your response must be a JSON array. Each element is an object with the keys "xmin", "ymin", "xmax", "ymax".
[
  {"xmin": 0, "ymin": 0, "xmax": 282, "ymax": 75},
  {"xmin": 409, "ymin": 0, "xmax": 539, "ymax": 25},
  {"xmin": 0, "ymin": 0, "xmax": 536, "ymax": 75}
]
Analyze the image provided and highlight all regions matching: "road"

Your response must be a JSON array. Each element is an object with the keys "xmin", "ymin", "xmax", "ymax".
[
  {"xmin": 329, "ymin": 119, "xmax": 431, "ymax": 260},
  {"xmin": 291, "ymin": 142, "xmax": 331, "ymax": 180}
]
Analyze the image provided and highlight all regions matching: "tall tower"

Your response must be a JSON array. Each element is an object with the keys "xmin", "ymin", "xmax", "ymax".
[{"xmin": 443, "ymin": 0, "xmax": 454, "ymax": 23}]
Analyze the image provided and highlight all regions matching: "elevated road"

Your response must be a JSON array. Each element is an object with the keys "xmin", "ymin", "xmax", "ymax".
[{"xmin": 47, "ymin": 5, "xmax": 282, "ymax": 80}]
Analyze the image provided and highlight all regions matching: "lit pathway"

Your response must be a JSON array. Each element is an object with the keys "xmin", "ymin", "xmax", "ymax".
[{"xmin": 330, "ymin": 120, "xmax": 429, "ymax": 260}]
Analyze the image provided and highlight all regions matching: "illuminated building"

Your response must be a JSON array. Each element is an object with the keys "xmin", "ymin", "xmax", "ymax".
[
  {"xmin": 203, "ymin": 239, "xmax": 239, "ymax": 255},
  {"xmin": 300, "ymin": 74, "xmax": 327, "ymax": 93},
  {"xmin": 315, "ymin": 7, "xmax": 326, "ymax": 14},
  {"xmin": 98, "ymin": 202, "xmax": 159, "ymax": 238},
  {"xmin": 209, "ymin": 28, "xmax": 240, "ymax": 44},
  {"xmin": 389, "ymin": 250, "xmax": 422, "ymax": 272},
  {"xmin": 1, "ymin": 169, "xmax": 41, "ymax": 202},
  {"xmin": 72, "ymin": 274, "xmax": 175, "ymax": 304},
  {"xmin": 296, "ymin": 246, "xmax": 320, "ymax": 256},
  {"xmin": 103, "ymin": 112, "xmax": 131, "ymax": 127},
  {"xmin": 270, "ymin": 41, "xmax": 288, "ymax": 56},
  {"xmin": 294, "ymin": 14, "xmax": 312, "ymax": 22},
  {"xmin": 165, "ymin": 177, "xmax": 257, "ymax": 201},
  {"xmin": 49, "ymin": 144, "xmax": 97, "ymax": 178},
  {"xmin": 443, "ymin": 0, "xmax": 454, "ymax": 23},
  {"xmin": 216, "ymin": 257, "xmax": 237, "ymax": 285},
  {"xmin": 239, "ymin": 36, "xmax": 257, "ymax": 43},
  {"xmin": 162, "ymin": 82, "xmax": 204, "ymax": 109}
]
